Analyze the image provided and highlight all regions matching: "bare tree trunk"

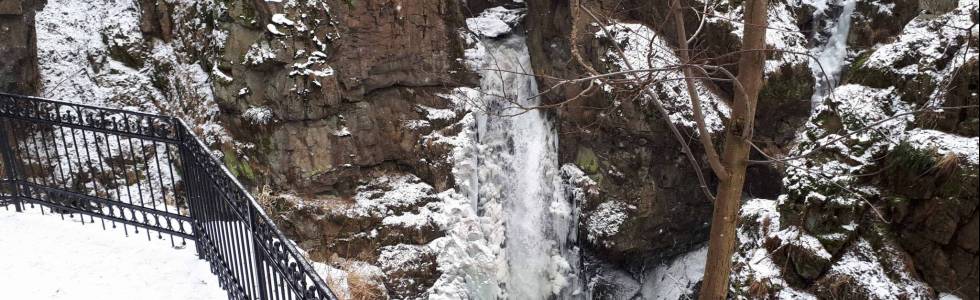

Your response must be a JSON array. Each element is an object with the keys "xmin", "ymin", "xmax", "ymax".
[{"xmin": 699, "ymin": 0, "xmax": 768, "ymax": 298}]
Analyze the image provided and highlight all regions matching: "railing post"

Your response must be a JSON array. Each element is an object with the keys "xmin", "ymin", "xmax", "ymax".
[
  {"xmin": 0, "ymin": 117, "xmax": 24, "ymax": 212},
  {"xmin": 176, "ymin": 121, "xmax": 205, "ymax": 257},
  {"xmin": 249, "ymin": 205, "xmax": 269, "ymax": 300}
]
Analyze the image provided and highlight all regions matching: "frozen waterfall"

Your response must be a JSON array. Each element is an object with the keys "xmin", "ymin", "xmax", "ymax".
[
  {"xmin": 810, "ymin": 0, "xmax": 857, "ymax": 110},
  {"xmin": 470, "ymin": 34, "xmax": 582, "ymax": 299}
]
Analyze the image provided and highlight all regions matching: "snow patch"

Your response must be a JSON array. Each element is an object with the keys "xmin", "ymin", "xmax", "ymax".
[
  {"xmin": 271, "ymin": 13, "xmax": 295, "ymax": 26},
  {"xmin": 596, "ymin": 22, "xmax": 730, "ymax": 133},
  {"xmin": 465, "ymin": 6, "xmax": 524, "ymax": 38},
  {"xmin": 243, "ymin": 106, "xmax": 274, "ymax": 125},
  {"xmin": 585, "ymin": 201, "xmax": 632, "ymax": 246},
  {"xmin": 640, "ymin": 246, "xmax": 708, "ymax": 300},
  {"xmin": 906, "ymin": 129, "xmax": 980, "ymax": 165},
  {"xmin": 0, "ymin": 208, "xmax": 226, "ymax": 300}
]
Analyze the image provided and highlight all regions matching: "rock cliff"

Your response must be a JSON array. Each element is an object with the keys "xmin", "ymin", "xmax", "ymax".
[{"xmin": 8, "ymin": 0, "xmax": 979, "ymax": 298}]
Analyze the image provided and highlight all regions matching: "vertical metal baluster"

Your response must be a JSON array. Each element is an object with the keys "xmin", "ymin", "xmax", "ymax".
[
  {"xmin": 235, "ymin": 213, "xmax": 248, "ymax": 298},
  {"xmin": 150, "ymin": 139, "xmax": 176, "ymax": 246},
  {"xmin": 121, "ymin": 119, "xmax": 150, "ymax": 240},
  {"xmin": 225, "ymin": 191, "xmax": 245, "ymax": 297},
  {"xmin": 241, "ymin": 203, "xmax": 256, "ymax": 298},
  {"xmin": 113, "ymin": 123, "xmax": 142, "ymax": 236},
  {"xmin": 8, "ymin": 122, "xmax": 32, "ymax": 207},
  {"xmin": 24, "ymin": 125, "xmax": 49, "ymax": 212},
  {"xmin": 53, "ymin": 125, "xmax": 75, "ymax": 220},
  {"xmin": 57, "ymin": 121, "xmax": 84, "ymax": 221},
  {"xmin": 228, "ymin": 200, "xmax": 244, "ymax": 297},
  {"xmin": 241, "ymin": 205, "xmax": 257, "ymax": 298},
  {"xmin": 109, "ymin": 125, "xmax": 135, "ymax": 237},
  {"xmin": 252, "ymin": 208, "xmax": 269, "ymax": 300},
  {"xmin": 29, "ymin": 126, "xmax": 50, "ymax": 212},
  {"xmin": 164, "ymin": 142, "xmax": 184, "ymax": 245},
  {"xmin": 233, "ymin": 198, "xmax": 252, "ymax": 298},
  {"xmin": 214, "ymin": 183, "xmax": 235, "ymax": 292},
  {"xmin": 217, "ymin": 188, "xmax": 233, "ymax": 296},
  {"xmin": 37, "ymin": 128, "xmax": 62, "ymax": 215},
  {"xmin": 176, "ymin": 137, "xmax": 197, "ymax": 248},
  {"xmin": 0, "ymin": 117, "xmax": 23, "ymax": 212},
  {"xmin": 95, "ymin": 130, "xmax": 121, "ymax": 231},
  {"xmin": 76, "ymin": 127, "xmax": 107, "ymax": 229},
  {"xmin": 66, "ymin": 122, "xmax": 94, "ymax": 224},
  {"xmin": 201, "ymin": 168, "xmax": 224, "ymax": 280},
  {"xmin": 188, "ymin": 143, "xmax": 212, "ymax": 256},
  {"xmin": 182, "ymin": 142, "xmax": 206, "ymax": 252},
  {"xmin": 278, "ymin": 250, "xmax": 287, "ymax": 300},
  {"xmin": 214, "ymin": 182, "xmax": 240, "ymax": 294},
  {"xmin": 136, "ymin": 137, "xmax": 163, "ymax": 239}
]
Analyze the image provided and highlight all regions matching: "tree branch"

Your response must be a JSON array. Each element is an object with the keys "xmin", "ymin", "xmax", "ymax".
[
  {"xmin": 673, "ymin": 1, "xmax": 729, "ymax": 181},
  {"xmin": 577, "ymin": 3, "xmax": 718, "ymax": 200}
]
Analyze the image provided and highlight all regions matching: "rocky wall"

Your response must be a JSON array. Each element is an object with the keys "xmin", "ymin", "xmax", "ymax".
[{"xmin": 0, "ymin": 0, "xmax": 40, "ymax": 95}]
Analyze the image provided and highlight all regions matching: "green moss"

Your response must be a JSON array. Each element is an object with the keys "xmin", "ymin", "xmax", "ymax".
[
  {"xmin": 848, "ymin": 64, "xmax": 937, "ymax": 105},
  {"xmin": 759, "ymin": 63, "xmax": 815, "ymax": 104},
  {"xmin": 848, "ymin": 51, "xmax": 874, "ymax": 75},
  {"xmin": 847, "ymin": 65, "xmax": 894, "ymax": 89},
  {"xmin": 889, "ymin": 141, "xmax": 937, "ymax": 176},
  {"xmin": 575, "ymin": 147, "xmax": 600, "ymax": 174},
  {"xmin": 222, "ymin": 147, "xmax": 256, "ymax": 182}
]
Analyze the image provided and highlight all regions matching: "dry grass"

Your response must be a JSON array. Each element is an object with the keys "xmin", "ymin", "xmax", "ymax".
[
  {"xmin": 346, "ymin": 271, "xmax": 385, "ymax": 300},
  {"xmin": 930, "ymin": 153, "xmax": 960, "ymax": 178},
  {"xmin": 915, "ymin": 110, "xmax": 944, "ymax": 130},
  {"xmin": 325, "ymin": 256, "xmax": 387, "ymax": 300},
  {"xmin": 747, "ymin": 278, "xmax": 773, "ymax": 299}
]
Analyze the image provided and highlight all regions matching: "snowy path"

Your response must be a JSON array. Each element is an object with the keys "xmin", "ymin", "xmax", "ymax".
[{"xmin": 0, "ymin": 207, "xmax": 226, "ymax": 300}]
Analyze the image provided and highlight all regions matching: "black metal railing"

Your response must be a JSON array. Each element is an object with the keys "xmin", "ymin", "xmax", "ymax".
[{"xmin": 0, "ymin": 92, "xmax": 336, "ymax": 300}]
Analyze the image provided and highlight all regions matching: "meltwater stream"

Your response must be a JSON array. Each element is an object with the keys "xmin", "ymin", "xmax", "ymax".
[{"xmin": 471, "ymin": 34, "xmax": 582, "ymax": 299}]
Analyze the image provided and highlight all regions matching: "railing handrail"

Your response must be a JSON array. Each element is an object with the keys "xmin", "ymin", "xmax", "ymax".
[
  {"xmin": 0, "ymin": 93, "xmax": 336, "ymax": 300},
  {"xmin": 0, "ymin": 91, "xmax": 182, "ymax": 122}
]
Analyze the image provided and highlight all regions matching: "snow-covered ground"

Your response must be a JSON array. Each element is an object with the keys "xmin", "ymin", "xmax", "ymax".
[{"xmin": 0, "ymin": 207, "xmax": 225, "ymax": 300}]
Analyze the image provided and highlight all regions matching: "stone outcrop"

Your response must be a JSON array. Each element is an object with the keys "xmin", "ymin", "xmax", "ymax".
[
  {"xmin": 524, "ymin": 0, "xmax": 715, "ymax": 269},
  {"xmin": 849, "ymin": 0, "xmax": 919, "ymax": 49},
  {"xmin": 0, "ymin": 0, "xmax": 40, "ymax": 95},
  {"xmin": 208, "ymin": 0, "xmax": 473, "ymax": 195},
  {"xmin": 137, "ymin": 0, "xmax": 174, "ymax": 42},
  {"xmin": 878, "ymin": 144, "xmax": 979, "ymax": 300},
  {"xmin": 167, "ymin": 1, "xmax": 475, "ymax": 297}
]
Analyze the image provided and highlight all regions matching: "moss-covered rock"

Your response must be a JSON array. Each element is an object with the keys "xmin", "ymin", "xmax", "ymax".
[
  {"xmin": 575, "ymin": 147, "xmax": 600, "ymax": 175},
  {"xmin": 849, "ymin": 0, "xmax": 920, "ymax": 49},
  {"xmin": 845, "ymin": 62, "xmax": 937, "ymax": 106},
  {"xmin": 222, "ymin": 146, "xmax": 257, "ymax": 183},
  {"xmin": 756, "ymin": 63, "xmax": 815, "ymax": 147},
  {"xmin": 921, "ymin": 58, "xmax": 979, "ymax": 136}
]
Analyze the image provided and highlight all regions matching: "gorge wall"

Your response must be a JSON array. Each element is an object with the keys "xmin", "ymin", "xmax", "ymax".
[{"xmin": 5, "ymin": 0, "xmax": 978, "ymax": 299}]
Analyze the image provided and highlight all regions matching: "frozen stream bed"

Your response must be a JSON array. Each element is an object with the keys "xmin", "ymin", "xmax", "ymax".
[{"xmin": 0, "ymin": 207, "xmax": 225, "ymax": 300}]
